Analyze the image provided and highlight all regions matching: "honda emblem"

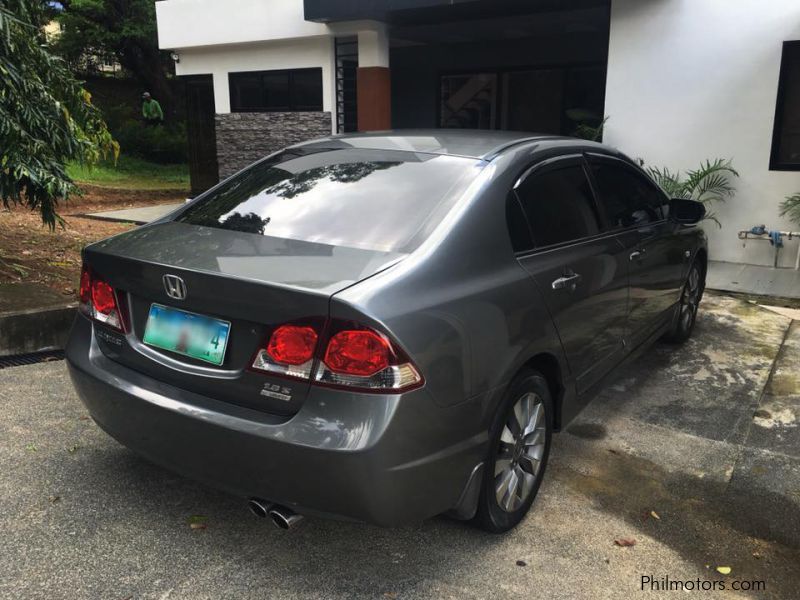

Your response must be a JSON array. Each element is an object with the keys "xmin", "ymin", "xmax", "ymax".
[{"xmin": 163, "ymin": 274, "xmax": 187, "ymax": 300}]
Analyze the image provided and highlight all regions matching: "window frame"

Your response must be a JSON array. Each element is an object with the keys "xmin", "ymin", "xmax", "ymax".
[
  {"xmin": 585, "ymin": 153, "xmax": 670, "ymax": 232},
  {"xmin": 510, "ymin": 154, "xmax": 606, "ymax": 254},
  {"xmin": 770, "ymin": 41, "xmax": 800, "ymax": 171},
  {"xmin": 228, "ymin": 68, "xmax": 323, "ymax": 113}
]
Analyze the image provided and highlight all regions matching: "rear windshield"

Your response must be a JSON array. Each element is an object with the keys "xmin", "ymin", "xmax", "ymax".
[{"xmin": 177, "ymin": 147, "xmax": 484, "ymax": 253}]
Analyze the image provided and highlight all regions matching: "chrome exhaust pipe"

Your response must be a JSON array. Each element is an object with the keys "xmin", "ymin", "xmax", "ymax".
[
  {"xmin": 247, "ymin": 498, "xmax": 274, "ymax": 519},
  {"xmin": 268, "ymin": 505, "xmax": 304, "ymax": 530}
]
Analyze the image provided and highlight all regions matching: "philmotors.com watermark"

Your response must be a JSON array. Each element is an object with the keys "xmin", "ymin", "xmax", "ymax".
[{"xmin": 641, "ymin": 575, "xmax": 765, "ymax": 592}]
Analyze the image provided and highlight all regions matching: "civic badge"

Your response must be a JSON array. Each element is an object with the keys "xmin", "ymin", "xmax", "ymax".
[{"xmin": 163, "ymin": 274, "xmax": 187, "ymax": 300}]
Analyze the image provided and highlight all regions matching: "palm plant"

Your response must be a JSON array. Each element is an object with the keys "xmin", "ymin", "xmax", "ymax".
[
  {"xmin": 779, "ymin": 193, "xmax": 800, "ymax": 227},
  {"xmin": 566, "ymin": 109, "xmax": 608, "ymax": 142},
  {"xmin": 645, "ymin": 159, "xmax": 739, "ymax": 227},
  {"xmin": 574, "ymin": 116, "xmax": 609, "ymax": 142}
]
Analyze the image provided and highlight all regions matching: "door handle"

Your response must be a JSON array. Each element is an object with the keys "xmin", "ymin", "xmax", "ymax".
[
  {"xmin": 630, "ymin": 249, "xmax": 646, "ymax": 261},
  {"xmin": 552, "ymin": 273, "xmax": 582, "ymax": 290}
]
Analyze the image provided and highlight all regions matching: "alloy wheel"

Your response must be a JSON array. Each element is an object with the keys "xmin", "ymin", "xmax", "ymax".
[
  {"xmin": 680, "ymin": 265, "xmax": 701, "ymax": 332},
  {"xmin": 494, "ymin": 392, "xmax": 547, "ymax": 513}
]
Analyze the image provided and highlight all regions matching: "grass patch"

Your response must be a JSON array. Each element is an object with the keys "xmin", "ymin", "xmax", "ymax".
[{"xmin": 67, "ymin": 156, "xmax": 189, "ymax": 191}]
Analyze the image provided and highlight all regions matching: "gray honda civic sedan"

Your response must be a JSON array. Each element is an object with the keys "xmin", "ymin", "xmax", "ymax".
[{"xmin": 66, "ymin": 131, "xmax": 707, "ymax": 533}]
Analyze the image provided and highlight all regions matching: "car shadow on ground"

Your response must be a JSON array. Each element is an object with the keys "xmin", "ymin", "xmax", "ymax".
[{"xmin": 48, "ymin": 410, "xmax": 799, "ymax": 599}]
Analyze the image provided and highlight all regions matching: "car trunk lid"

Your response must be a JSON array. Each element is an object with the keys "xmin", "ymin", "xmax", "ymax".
[{"xmin": 83, "ymin": 221, "xmax": 404, "ymax": 415}]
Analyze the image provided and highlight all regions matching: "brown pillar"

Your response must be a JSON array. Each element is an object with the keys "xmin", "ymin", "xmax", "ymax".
[{"xmin": 357, "ymin": 67, "xmax": 391, "ymax": 131}]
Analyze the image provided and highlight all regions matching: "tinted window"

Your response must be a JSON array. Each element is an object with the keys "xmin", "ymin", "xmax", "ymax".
[
  {"xmin": 506, "ymin": 196, "xmax": 533, "ymax": 253},
  {"xmin": 232, "ymin": 73, "xmax": 263, "ymax": 111},
  {"xmin": 590, "ymin": 162, "xmax": 665, "ymax": 229},
  {"xmin": 293, "ymin": 69, "xmax": 324, "ymax": 110},
  {"xmin": 230, "ymin": 68, "xmax": 322, "ymax": 112},
  {"xmin": 262, "ymin": 71, "xmax": 290, "ymax": 110},
  {"xmin": 515, "ymin": 166, "xmax": 600, "ymax": 247},
  {"xmin": 771, "ymin": 41, "xmax": 800, "ymax": 170},
  {"xmin": 177, "ymin": 148, "xmax": 483, "ymax": 253}
]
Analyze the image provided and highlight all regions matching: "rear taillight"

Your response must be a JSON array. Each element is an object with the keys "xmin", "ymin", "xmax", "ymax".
[
  {"xmin": 79, "ymin": 267, "xmax": 92, "ymax": 309},
  {"xmin": 251, "ymin": 319, "xmax": 422, "ymax": 393},
  {"xmin": 323, "ymin": 330, "xmax": 389, "ymax": 376},
  {"xmin": 79, "ymin": 264, "xmax": 124, "ymax": 331},
  {"xmin": 315, "ymin": 323, "xmax": 422, "ymax": 391},
  {"xmin": 252, "ymin": 324, "xmax": 319, "ymax": 380}
]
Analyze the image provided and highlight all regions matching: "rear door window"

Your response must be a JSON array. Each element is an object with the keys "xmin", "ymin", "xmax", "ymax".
[
  {"xmin": 589, "ymin": 160, "xmax": 668, "ymax": 230},
  {"xmin": 514, "ymin": 165, "xmax": 600, "ymax": 248},
  {"xmin": 177, "ymin": 147, "xmax": 483, "ymax": 253}
]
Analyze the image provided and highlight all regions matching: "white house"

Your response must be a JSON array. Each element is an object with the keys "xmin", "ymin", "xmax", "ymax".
[{"xmin": 156, "ymin": 0, "xmax": 800, "ymax": 269}]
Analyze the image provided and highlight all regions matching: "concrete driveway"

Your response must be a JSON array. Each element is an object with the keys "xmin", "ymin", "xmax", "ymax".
[{"xmin": 1, "ymin": 293, "xmax": 798, "ymax": 599}]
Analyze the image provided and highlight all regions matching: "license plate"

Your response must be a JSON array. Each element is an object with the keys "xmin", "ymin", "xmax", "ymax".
[{"xmin": 143, "ymin": 303, "xmax": 231, "ymax": 366}]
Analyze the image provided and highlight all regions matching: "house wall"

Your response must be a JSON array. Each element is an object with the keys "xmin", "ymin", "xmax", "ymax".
[
  {"xmin": 215, "ymin": 112, "xmax": 332, "ymax": 178},
  {"xmin": 156, "ymin": 0, "xmax": 328, "ymax": 49},
  {"xmin": 171, "ymin": 37, "xmax": 337, "ymax": 178},
  {"xmin": 605, "ymin": 0, "xmax": 800, "ymax": 267},
  {"xmin": 172, "ymin": 37, "xmax": 336, "ymax": 115}
]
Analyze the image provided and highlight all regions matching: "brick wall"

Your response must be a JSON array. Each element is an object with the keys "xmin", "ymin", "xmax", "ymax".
[{"xmin": 215, "ymin": 112, "xmax": 332, "ymax": 178}]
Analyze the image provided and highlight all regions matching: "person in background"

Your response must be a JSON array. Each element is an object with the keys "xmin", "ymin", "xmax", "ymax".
[{"xmin": 141, "ymin": 92, "xmax": 164, "ymax": 126}]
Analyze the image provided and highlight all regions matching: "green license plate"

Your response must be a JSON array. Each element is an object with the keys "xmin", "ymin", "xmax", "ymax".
[{"xmin": 142, "ymin": 303, "xmax": 231, "ymax": 366}]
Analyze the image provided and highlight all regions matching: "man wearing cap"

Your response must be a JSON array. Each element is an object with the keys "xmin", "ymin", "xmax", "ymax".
[{"xmin": 141, "ymin": 92, "xmax": 164, "ymax": 126}]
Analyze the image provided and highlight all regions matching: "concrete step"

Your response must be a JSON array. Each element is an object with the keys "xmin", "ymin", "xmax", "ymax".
[{"xmin": 0, "ymin": 283, "xmax": 76, "ymax": 357}]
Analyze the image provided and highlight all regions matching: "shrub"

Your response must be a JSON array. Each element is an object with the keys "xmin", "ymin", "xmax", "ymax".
[
  {"xmin": 112, "ymin": 119, "xmax": 188, "ymax": 164},
  {"xmin": 779, "ymin": 193, "xmax": 800, "ymax": 227}
]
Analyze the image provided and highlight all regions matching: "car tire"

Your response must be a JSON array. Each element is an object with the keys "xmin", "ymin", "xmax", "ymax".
[
  {"xmin": 663, "ymin": 259, "xmax": 705, "ymax": 344},
  {"xmin": 473, "ymin": 369, "xmax": 553, "ymax": 533}
]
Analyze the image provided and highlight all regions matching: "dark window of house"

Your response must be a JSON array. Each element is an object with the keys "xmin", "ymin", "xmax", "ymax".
[
  {"xmin": 771, "ymin": 41, "xmax": 800, "ymax": 170},
  {"xmin": 229, "ymin": 68, "xmax": 323, "ymax": 112},
  {"xmin": 440, "ymin": 73, "xmax": 498, "ymax": 129},
  {"xmin": 590, "ymin": 161, "xmax": 666, "ymax": 230},
  {"xmin": 515, "ymin": 166, "xmax": 600, "ymax": 248},
  {"xmin": 438, "ymin": 65, "xmax": 606, "ymax": 136}
]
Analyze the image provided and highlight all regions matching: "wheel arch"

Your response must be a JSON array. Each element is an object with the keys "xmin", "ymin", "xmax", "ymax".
[{"xmin": 523, "ymin": 352, "xmax": 565, "ymax": 431}]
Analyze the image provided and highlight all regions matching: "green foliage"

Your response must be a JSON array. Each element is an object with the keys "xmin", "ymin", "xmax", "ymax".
[
  {"xmin": 566, "ymin": 109, "xmax": 607, "ymax": 142},
  {"xmin": 0, "ymin": 0, "xmax": 117, "ymax": 228},
  {"xmin": 779, "ymin": 193, "xmax": 800, "ymax": 226},
  {"xmin": 112, "ymin": 119, "xmax": 188, "ymax": 164},
  {"xmin": 66, "ymin": 155, "xmax": 189, "ymax": 190},
  {"xmin": 574, "ymin": 116, "xmax": 608, "ymax": 142},
  {"xmin": 53, "ymin": 0, "xmax": 175, "ymax": 112},
  {"xmin": 645, "ymin": 159, "xmax": 739, "ymax": 227},
  {"xmin": 55, "ymin": 0, "xmax": 157, "ymax": 64}
]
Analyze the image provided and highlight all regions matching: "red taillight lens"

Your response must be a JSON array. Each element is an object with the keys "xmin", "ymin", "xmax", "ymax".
[
  {"xmin": 267, "ymin": 325, "xmax": 318, "ymax": 365},
  {"xmin": 251, "ymin": 322, "xmax": 321, "ymax": 380},
  {"xmin": 323, "ymin": 330, "xmax": 390, "ymax": 376},
  {"xmin": 314, "ymin": 322, "xmax": 423, "ymax": 392},
  {"xmin": 78, "ymin": 264, "xmax": 123, "ymax": 331},
  {"xmin": 79, "ymin": 267, "xmax": 91, "ymax": 306},
  {"xmin": 91, "ymin": 279, "xmax": 117, "ymax": 316}
]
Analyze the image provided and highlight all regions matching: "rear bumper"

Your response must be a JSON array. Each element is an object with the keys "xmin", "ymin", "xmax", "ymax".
[{"xmin": 66, "ymin": 315, "xmax": 488, "ymax": 526}]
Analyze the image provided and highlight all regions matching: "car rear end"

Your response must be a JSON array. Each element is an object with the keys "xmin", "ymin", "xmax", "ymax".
[{"xmin": 66, "ymin": 144, "xmax": 488, "ymax": 524}]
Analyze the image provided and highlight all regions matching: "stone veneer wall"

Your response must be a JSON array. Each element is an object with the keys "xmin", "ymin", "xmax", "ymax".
[{"xmin": 215, "ymin": 112, "xmax": 332, "ymax": 178}]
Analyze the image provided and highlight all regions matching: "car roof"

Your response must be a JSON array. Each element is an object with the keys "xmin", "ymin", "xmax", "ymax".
[{"xmin": 291, "ymin": 129, "xmax": 615, "ymax": 161}]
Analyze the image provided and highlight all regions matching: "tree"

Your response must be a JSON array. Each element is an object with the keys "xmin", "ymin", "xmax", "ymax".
[
  {"xmin": 0, "ymin": 0, "xmax": 117, "ymax": 227},
  {"xmin": 54, "ymin": 0, "xmax": 176, "ymax": 115}
]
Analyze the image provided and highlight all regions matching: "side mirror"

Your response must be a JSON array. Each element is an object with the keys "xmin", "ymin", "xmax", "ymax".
[{"xmin": 669, "ymin": 198, "xmax": 705, "ymax": 225}]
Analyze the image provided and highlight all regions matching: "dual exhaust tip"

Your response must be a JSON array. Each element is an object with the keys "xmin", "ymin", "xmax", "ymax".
[{"xmin": 248, "ymin": 498, "xmax": 304, "ymax": 530}]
